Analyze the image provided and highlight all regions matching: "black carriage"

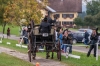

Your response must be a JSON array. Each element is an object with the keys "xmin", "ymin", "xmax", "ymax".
[{"xmin": 27, "ymin": 24, "xmax": 61, "ymax": 62}]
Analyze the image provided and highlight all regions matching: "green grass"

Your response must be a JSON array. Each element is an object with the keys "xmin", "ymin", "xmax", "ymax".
[
  {"xmin": 0, "ymin": 53, "xmax": 33, "ymax": 66},
  {"xmin": 74, "ymin": 43, "xmax": 100, "ymax": 49},
  {"xmin": 0, "ymin": 39, "xmax": 100, "ymax": 66},
  {"xmin": 37, "ymin": 51, "xmax": 100, "ymax": 66},
  {"xmin": 0, "ymin": 25, "xmax": 20, "ymax": 36},
  {"xmin": 0, "ymin": 38, "xmax": 27, "ymax": 53}
]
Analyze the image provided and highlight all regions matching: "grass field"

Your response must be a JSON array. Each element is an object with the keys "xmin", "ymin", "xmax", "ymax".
[
  {"xmin": 0, "ymin": 38, "xmax": 27, "ymax": 53},
  {"xmin": 0, "ymin": 25, "xmax": 20, "ymax": 36},
  {"xmin": 37, "ymin": 52, "xmax": 100, "ymax": 66},
  {"xmin": 0, "ymin": 53, "xmax": 33, "ymax": 66},
  {"xmin": 0, "ymin": 39, "xmax": 100, "ymax": 66}
]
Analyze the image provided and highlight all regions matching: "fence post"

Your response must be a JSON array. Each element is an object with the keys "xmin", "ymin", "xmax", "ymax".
[{"xmin": 96, "ymin": 42, "xmax": 99, "ymax": 61}]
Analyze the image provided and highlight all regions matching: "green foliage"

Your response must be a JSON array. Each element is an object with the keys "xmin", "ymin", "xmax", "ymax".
[
  {"xmin": 0, "ymin": 0, "xmax": 12, "ymax": 25},
  {"xmin": 0, "ymin": 25, "xmax": 20, "ymax": 36},
  {"xmin": 94, "ymin": 12, "xmax": 100, "ymax": 26},
  {"xmin": 3, "ymin": 0, "xmax": 48, "ymax": 26},
  {"xmin": 73, "ymin": 14, "xmax": 100, "ymax": 27},
  {"xmin": 84, "ymin": 15, "xmax": 94, "ymax": 26},
  {"xmin": 74, "ymin": 17, "xmax": 84, "ymax": 26},
  {"xmin": 86, "ymin": 0, "xmax": 100, "ymax": 16},
  {"xmin": 79, "ymin": 0, "xmax": 100, "ymax": 27}
]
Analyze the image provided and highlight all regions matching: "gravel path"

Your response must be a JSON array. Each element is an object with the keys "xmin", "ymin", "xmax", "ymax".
[{"xmin": 0, "ymin": 47, "xmax": 67, "ymax": 66}]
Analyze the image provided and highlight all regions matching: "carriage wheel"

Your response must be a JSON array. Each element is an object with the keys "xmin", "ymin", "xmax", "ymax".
[
  {"xmin": 57, "ymin": 40, "xmax": 61, "ymax": 61},
  {"xmin": 28, "ymin": 45, "xmax": 32, "ymax": 62}
]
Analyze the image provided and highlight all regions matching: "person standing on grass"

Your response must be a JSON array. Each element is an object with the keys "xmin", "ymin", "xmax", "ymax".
[
  {"xmin": 84, "ymin": 30, "xmax": 89, "ymax": 48},
  {"xmin": 56, "ymin": 26, "xmax": 64, "ymax": 51},
  {"xmin": 22, "ymin": 27, "xmax": 28, "ymax": 44},
  {"xmin": 87, "ymin": 29, "xmax": 98, "ymax": 57},
  {"xmin": 7, "ymin": 27, "xmax": 10, "ymax": 38}
]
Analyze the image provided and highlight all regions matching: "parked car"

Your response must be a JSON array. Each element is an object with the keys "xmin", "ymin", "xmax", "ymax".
[
  {"xmin": 78, "ymin": 28, "xmax": 92, "ymax": 35},
  {"xmin": 72, "ymin": 31, "xmax": 85, "ymax": 44}
]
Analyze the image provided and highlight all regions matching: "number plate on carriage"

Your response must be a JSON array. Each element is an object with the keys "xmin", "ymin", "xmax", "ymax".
[{"xmin": 42, "ymin": 33, "xmax": 48, "ymax": 37}]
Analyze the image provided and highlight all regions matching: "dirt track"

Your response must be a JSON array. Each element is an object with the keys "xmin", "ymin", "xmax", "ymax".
[{"xmin": 0, "ymin": 47, "xmax": 67, "ymax": 66}]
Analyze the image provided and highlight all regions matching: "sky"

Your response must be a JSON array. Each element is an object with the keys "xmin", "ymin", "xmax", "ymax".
[
  {"xmin": 82, "ymin": 0, "xmax": 91, "ymax": 5},
  {"xmin": 82, "ymin": 0, "xmax": 92, "ymax": 12}
]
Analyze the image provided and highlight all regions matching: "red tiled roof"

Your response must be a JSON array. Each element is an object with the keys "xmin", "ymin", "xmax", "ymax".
[{"xmin": 48, "ymin": 0, "xmax": 82, "ymax": 13}]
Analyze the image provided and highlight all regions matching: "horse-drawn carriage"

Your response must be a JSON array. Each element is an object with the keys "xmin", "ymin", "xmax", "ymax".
[{"xmin": 27, "ymin": 22, "xmax": 61, "ymax": 62}]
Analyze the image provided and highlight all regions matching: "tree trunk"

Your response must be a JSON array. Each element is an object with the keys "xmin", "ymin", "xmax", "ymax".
[{"xmin": 2, "ymin": 22, "xmax": 6, "ymax": 39}]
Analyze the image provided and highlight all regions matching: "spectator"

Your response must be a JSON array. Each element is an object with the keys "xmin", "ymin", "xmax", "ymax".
[
  {"xmin": 62, "ymin": 30, "xmax": 73, "ymax": 54},
  {"xmin": 58, "ymin": 27, "xmax": 63, "ymax": 51},
  {"xmin": 7, "ymin": 27, "xmax": 10, "ymax": 38},
  {"xmin": 84, "ymin": 30, "xmax": 89, "ymax": 48},
  {"xmin": 56, "ymin": 26, "xmax": 64, "ymax": 50},
  {"xmin": 22, "ymin": 27, "xmax": 28, "ymax": 44},
  {"xmin": 87, "ymin": 29, "xmax": 98, "ymax": 57}
]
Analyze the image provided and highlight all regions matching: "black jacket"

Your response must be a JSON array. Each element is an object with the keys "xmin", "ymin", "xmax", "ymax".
[
  {"xmin": 39, "ymin": 22, "xmax": 51, "ymax": 33},
  {"xmin": 90, "ymin": 34, "xmax": 98, "ymax": 45},
  {"xmin": 62, "ymin": 34, "xmax": 73, "ymax": 44}
]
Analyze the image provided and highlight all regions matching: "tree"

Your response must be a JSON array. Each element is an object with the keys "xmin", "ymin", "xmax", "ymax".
[
  {"xmin": 0, "ymin": 0, "xmax": 12, "ymax": 38},
  {"xmin": 86, "ymin": 0, "xmax": 100, "ymax": 15},
  {"xmin": 73, "ymin": 17, "xmax": 84, "ymax": 26},
  {"xmin": 94, "ymin": 12, "xmax": 100, "ymax": 26},
  {"xmin": 78, "ymin": 11, "xmax": 87, "ymax": 19},
  {"xmin": 3, "ymin": 0, "xmax": 48, "ymax": 26},
  {"xmin": 84, "ymin": 15, "xmax": 94, "ymax": 26}
]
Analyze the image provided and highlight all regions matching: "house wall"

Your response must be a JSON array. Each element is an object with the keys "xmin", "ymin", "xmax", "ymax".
[
  {"xmin": 41, "ymin": 10, "xmax": 78, "ymax": 27},
  {"xmin": 40, "ymin": 9, "xmax": 48, "ymax": 18},
  {"xmin": 50, "ymin": 12, "xmax": 78, "ymax": 27}
]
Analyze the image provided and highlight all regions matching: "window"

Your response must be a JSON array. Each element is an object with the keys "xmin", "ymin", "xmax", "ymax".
[
  {"xmin": 62, "ymin": 21, "xmax": 71, "ymax": 25},
  {"xmin": 69, "ymin": 22, "xmax": 73, "ymax": 25},
  {"xmin": 62, "ymin": 21, "xmax": 67, "ymax": 25},
  {"xmin": 69, "ymin": 14, "xmax": 74, "ymax": 18},
  {"xmin": 54, "ymin": 14, "xmax": 60, "ymax": 19},
  {"xmin": 56, "ymin": 21, "xmax": 61, "ymax": 26},
  {"xmin": 62, "ymin": 14, "xmax": 74, "ymax": 19},
  {"xmin": 62, "ymin": 14, "xmax": 67, "ymax": 19},
  {"xmin": 66, "ymin": 22, "xmax": 69, "ymax": 25}
]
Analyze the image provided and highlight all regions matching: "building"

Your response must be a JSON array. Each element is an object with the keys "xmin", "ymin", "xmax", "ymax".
[{"xmin": 42, "ymin": 0, "xmax": 82, "ymax": 27}]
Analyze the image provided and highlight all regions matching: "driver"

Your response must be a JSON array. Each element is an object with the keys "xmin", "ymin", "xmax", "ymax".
[{"xmin": 39, "ymin": 16, "xmax": 51, "ymax": 33}]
